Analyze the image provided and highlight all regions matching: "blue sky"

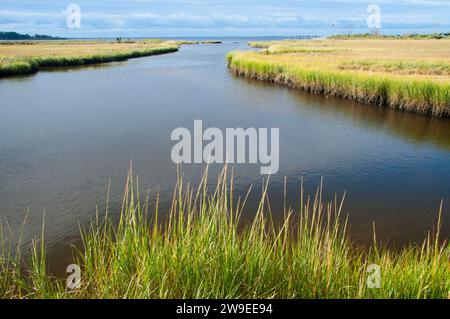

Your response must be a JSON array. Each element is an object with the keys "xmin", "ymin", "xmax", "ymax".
[{"xmin": 1, "ymin": 0, "xmax": 449, "ymax": 37}]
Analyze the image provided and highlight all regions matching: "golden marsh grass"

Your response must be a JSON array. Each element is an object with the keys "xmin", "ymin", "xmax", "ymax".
[{"xmin": 0, "ymin": 40, "xmax": 180, "ymax": 77}]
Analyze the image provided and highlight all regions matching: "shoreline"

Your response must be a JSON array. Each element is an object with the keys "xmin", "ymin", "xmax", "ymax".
[
  {"xmin": 227, "ymin": 40, "xmax": 450, "ymax": 118},
  {"xmin": 228, "ymin": 55, "xmax": 450, "ymax": 118},
  {"xmin": 0, "ymin": 43, "xmax": 179, "ymax": 78}
]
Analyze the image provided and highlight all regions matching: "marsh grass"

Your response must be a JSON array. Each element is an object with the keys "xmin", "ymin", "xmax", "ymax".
[
  {"xmin": 330, "ymin": 33, "xmax": 450, "ymax": 40},
  {"xmin": 229, "ymin": 39, "xmax": 450, "ymax": 117},
  {"xmin": 0, "ymin": 41, "xmax": 179, "ymax": 77},
  {"xmin": 339, "ymin": 60, "xmax": 450, "ymax": 76},
  {"xmin": 0, "ymin": 166, "xmax": 449, "ymax": 299},
  {"xmin": 262, "ymin": 46, "xmax": 346, "ymax": 55}
]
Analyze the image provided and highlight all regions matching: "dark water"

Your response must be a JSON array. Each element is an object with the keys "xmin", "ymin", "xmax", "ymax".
[{"xmin": 1, "ymin": 41, "xmax": 450, "ymax": 270}]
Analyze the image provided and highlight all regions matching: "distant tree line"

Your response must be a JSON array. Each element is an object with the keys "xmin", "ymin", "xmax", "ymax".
[{"xmin": 0, "ymin": 31, "xmax": 65, "ymax": 40}]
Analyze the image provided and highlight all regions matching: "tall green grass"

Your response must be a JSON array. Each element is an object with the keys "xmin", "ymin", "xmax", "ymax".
[
  {"xmin": 227, "ymin": 52, "xmax": 450, "ymax": 117},
  {"xmin": 1, "ymin": 166, "xmax": 449, "ymax": 299},
  {"xmin": 0, "ymin": 46, "xmax": 179, "ymax": 77}
]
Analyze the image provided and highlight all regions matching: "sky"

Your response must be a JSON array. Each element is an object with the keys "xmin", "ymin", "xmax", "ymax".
[{"xmin": 0, "ymin": 0, "xmax": 449, "ymax": 38}]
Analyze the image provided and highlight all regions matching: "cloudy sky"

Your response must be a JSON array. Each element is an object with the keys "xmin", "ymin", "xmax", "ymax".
[{"xmin": 1, "ymin": 0, "xmax": 449, "ymax": 37}]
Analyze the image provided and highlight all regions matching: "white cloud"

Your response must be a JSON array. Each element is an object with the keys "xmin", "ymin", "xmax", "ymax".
[
  {"xmin": 0, "ymin": 9, "xmax": 311, "ymax": 30},
  {"xmin": 0, "ymin": 0, "xmax": 449, "ymax": 37}
]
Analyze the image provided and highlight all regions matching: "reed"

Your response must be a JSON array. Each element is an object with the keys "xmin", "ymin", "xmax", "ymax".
[
  {"xmin": 1, "ymin": 166, "xmax": 449, "ymax": 299},
  {"xmin": 229, "ymin": 39, "xmax": 450, "ymax": 117}
]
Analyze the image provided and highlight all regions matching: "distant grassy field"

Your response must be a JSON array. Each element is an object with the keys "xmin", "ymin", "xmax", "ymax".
[
  {"xmin": 0, "ymin": 40, "xmax": 180, "ymax": 77},
  {"xmin": 229, "ymin": 39, "xmax": 450, "ymax": 117},
  {"xmin": 1, "ymin": 167, "xmax": 449, "ymax": 299},
  {"xmin": 329, "ymin": 32, "xmax": 450, "ymax": 40}
]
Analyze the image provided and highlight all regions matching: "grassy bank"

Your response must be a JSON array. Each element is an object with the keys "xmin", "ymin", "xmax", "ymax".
[
  {"xmin": 1, "ymin": 167, "xmax": 449, "ymax": 299},
  {"xmin": 0, "ymin": 40, "xmax": 179, "ymax": 77},
  {"xmin": 229, "ymin": 39, "xmax": 450, "ymax": 117}
]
